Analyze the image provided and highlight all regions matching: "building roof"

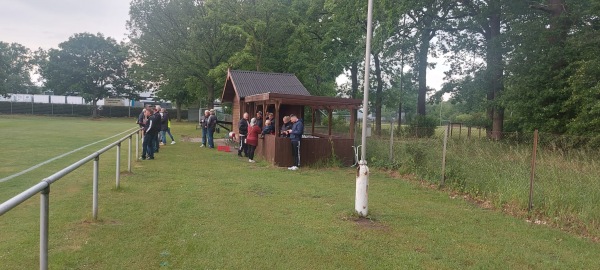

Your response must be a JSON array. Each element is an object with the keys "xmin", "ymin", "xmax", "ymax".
[
  {"xmin": 244, "ymin": 93, "xmax": 363, "ymax": 110},
  {"xmin": 221, "ymin": 70, "xmax": 310, "ymax": 102}
]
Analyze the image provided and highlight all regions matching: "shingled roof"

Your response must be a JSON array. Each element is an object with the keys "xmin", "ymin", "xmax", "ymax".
[{"xmin": 221, "ymin": 70, "xmax": 310, "ymax": 101}]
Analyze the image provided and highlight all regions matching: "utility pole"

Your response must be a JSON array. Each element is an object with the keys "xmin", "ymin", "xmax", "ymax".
[{"xmin": 355, "ymin": 0, "xmax": 374, "ymax": 217}]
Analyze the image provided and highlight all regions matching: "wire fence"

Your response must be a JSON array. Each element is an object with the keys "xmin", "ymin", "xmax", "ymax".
[{"xmin": 364, "ymin": 124, "xmax": 600, "ymax": 238}]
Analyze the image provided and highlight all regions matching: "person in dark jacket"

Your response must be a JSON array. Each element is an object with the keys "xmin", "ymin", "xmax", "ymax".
[
  {"xmin": 141, "ymin": 109, "xmax": 159, "ymax": 160},
  {"xmin": 160, "ymin": 107, "xmax": 169, "ymax": 145},
  {"xmin": 153, "ymin": 106, "xmax": 162, "ymax": 152},
  {"xmin": 286, "ymin": 114, "xmax": 303, "ymax": 170},
  {"xmin": 246, "ymin": 118, "xmax": 262, "ymax": 163},
  {"xmin": 207, "ymin": 109, "xmax": 217, "ymax": 148},
  {"xmin": 261, "ymin": 119, "xmax": 275, "ymax": 136},
  {"xmin": 200, "ymin": 110, "xmax": 210, "ymax": 147},
  {"xmin": 161, "ymin": 108, "xmax": 176, "ymax": 144},
  {"xmin": 137, "ymin": 107, "xmax": 148, "ymax": 129},
  {"xmin": 237, "ymin": 112, "xmax": 249, "ymax": 157},
  {"xmin": 280, "ymin": 116, "xmax": 293, "ymax": 137},
  {"xmin": 255, "ymin": 111, "xmax": 263, "ymax": 129}
]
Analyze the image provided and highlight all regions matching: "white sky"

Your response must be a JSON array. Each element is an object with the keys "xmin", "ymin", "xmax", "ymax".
[{"xmin": 0, "ymin": 0, "xmax": 131, "ymax": 50}]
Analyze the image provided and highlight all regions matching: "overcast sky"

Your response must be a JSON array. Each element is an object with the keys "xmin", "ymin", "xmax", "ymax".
[{"xmin": 0, "ymin": 0, "xmax": 130, "ymax": 50}]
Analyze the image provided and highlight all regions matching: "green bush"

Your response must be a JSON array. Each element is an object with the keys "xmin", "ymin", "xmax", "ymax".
[{"xmin": 401, "ymin": 115, "xmax": 438, "ymax": 138}]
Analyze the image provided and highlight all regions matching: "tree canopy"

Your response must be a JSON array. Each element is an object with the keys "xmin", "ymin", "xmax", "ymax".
[
  {"xmin": 40, "ymin": 33, "xmax": 139, "ymax": 118},
  {"xmin": 2, "ymin": 0, "xmax": 599, "ymax": 140},
  {"xmin": 0, "ymin": 42, "xmax": 34, "ymax": 96}
]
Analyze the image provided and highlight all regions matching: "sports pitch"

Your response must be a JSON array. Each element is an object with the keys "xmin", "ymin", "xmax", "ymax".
[{"xmin": 1, "ymin": 115, "xmax": 599, "ymax": 269}]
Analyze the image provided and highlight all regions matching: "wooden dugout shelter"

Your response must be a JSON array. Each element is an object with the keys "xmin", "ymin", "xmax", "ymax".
[{"xmin": 221, "ymin": 70, "xmax": 362, "ymax": 167}]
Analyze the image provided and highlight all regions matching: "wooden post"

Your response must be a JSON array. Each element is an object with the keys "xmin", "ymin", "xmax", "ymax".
[
  {"xmin": 311, "ymin": 107, "xmax": 316, "ymax": 135},
  {"xmin": 328, "ymin": 108, "xmax": 333, "ymax": 136},
  {"xmin": 389, "ymin": 119, "xmax": 394, "ymax": 161},
  {"xmin": 441, "ymin": 124, "xmax": 450, "ymax": 187},
  {"xmin": 528, "ymin": 129, "xmax": 539, "ymax": 212},
  {"xmin": 349, "ymin": 108, "xmax": 356, "ymax": 139},
  {"xmin": 468, "ymin": 127, "xmax": 471, "ymax": 139},
  {"xmin": 275, "ymin": 101, "xmax": 281, "ymax": 136}
]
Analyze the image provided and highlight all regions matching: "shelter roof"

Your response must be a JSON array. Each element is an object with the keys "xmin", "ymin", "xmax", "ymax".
[
  {"xmin": 221, "ymin": 70, "xmax": 310, "ymax": 102},
  {"xmin": 244, "ymin": 92, "xmax": 362, "ymax": 110}
]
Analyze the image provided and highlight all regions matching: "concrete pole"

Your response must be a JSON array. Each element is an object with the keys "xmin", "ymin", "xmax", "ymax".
[{"xmin": 356, "ymin": 0, "xmax": 374, "ymax": 217}]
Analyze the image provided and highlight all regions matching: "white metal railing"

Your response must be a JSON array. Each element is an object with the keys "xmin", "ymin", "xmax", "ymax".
[{"xmin": 0, "ymin": 127, "xmax": 140, "ymax": 270}]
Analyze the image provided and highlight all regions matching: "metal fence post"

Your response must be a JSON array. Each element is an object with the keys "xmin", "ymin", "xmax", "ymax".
[
  {"xmin": 528, "ymin": 129, "xmax": 539, "ymax": 212},
  {"xmin": 441, "ymin": 124, "xmax": 450, "ymax": 187},
  {"xmin": 136, "ymin": 130, "xmax": 139, "ymax": 160},
  {"xmin": 93, "ymin": 156, "xmax": 99, "ymax": 220},
  {"xmin": 116, "ymin": 143, "xmax": 121, "ymax": 189},
  {"xmin": 389, "ymin": 119, "xmax": 394, "ymax": 161},
  {"xmin": 128, "ymin": 136, "xmax": 132, "ymax": 172},
  {"xmin": 40, "ymin": 185, "xmax": 50, "ymax": 270}
]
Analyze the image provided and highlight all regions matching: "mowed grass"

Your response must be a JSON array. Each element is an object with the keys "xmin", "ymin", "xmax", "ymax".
[{"xmin": 1, "ymin": 116, "xmax": 599, "ymax": 269}]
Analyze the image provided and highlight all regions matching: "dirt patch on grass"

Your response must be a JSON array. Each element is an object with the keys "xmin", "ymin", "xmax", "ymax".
[
  {"xmin": 341, "ymin": 214, "xmax": 389, "ymax": 231},
  {"xmin": 179, "ymin": 135, "xmax": 202, "ymax": 143}
]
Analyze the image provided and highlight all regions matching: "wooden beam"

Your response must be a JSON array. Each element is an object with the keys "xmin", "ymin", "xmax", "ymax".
[
  {"xmin": 350, "ymin": 109, "xmax": 356, "ymax": 139},
  {"xmin": 275, "ymin": 101, "xmax": 281, "ymax": 135},
  {"xmin": 328, "ymin": 108, "xmax": 333, "ymax": 137},
  {"xmin": 311, "ymin": 107, "xmax": 315, "ymax": 136}
]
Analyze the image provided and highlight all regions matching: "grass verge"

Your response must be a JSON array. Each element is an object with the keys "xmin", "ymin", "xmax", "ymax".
[{"xmin": 0, "ymin": 117, "xmax": 599, "ymax": 269}]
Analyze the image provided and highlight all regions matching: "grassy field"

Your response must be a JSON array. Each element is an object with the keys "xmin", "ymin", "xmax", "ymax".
[
  {"xmin": 366, "ymin": 126, "xmax": 600, "ymax": 240},
  {"xmin": 1, "ymin": 116, "xmax": 599, "ymax": 269}
]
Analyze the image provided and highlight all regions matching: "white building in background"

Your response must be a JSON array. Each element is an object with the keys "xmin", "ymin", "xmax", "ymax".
[{"xmin": 0, "ymin": 93, "xmax": 172, "ymax": 108}]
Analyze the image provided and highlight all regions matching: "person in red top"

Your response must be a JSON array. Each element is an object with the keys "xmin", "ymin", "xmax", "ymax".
[{"xmin": 245, "ymin": 117, "xmax": 262, "ymax": 163}]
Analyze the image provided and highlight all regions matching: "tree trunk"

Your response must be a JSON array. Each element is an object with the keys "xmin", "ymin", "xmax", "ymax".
[
  {"xmin": 417, "ymin": 30, "xmax": 431, "ymax": 116},
  {"xmin": 486, "ymin": 5, "xmax": 504, "ymax": 140},
  {"xmin": 374, "ymin": 53, "xmax": 383, "ymax": 136},
  {"xmin": 207, "ymin": 83, "xmax": 215, "ymax": 109},
  {"xmin": 350, "ymin": 61, "xmax": 359, "ymax": 121},
  {"xmin": 397, "ymin": 101, "xmax": 402, "ymax": 127},
  {"xmin": 176, "ymin": 101, "xmax": 182, "ymax": 122},
  {"xmin": 397, "ymin": 57, "xmax": 405, "ymax": 127},
  {"xmin": 350, "ymin": 61, "xmax": 359, "ymax": 99},
  {"xmin": 92, "ymin": 99, "xmax": 98, "ymax": 118}
]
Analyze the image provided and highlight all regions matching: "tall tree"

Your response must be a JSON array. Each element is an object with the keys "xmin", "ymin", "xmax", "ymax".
[
  {"xmin": 0, "ymin": 42, "xmax": 34, "ymax": 96},
  {"xmin": 128, "ymin": 0, "xmax": 238, "ymax": 112},
  {"xmin": 399, "ymin": 0, "xmax": 462, "ymax": 116},
  {"xmin": 503, "ymin": 0, "xmax": 590, "ymax": 133},
  {"xmin": 40, "ymin": 33, "xmax": 139, "ymax": 118}
]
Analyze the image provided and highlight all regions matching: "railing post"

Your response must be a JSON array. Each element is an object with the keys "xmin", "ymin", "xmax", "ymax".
[
  {"xmin": 93, "ymin": 156, "xmax": 99, "ymax": 220},
  {"xmin": 128, "ymin": 135, "xmax": 132, "ymax": 173},
  {"xmin": 116, "ymin": 143, "xmax": 121, "ymax": 189},
  {"xmin": 40, "ymin": 185, "xmax": 50, "ymax": 270},
  {"xmin": 136, "ymin": 130, "xmax": 139, "ymax": 161}
]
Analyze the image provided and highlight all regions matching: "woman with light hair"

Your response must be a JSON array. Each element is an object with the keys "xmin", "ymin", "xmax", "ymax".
[{"xmin": 245, "ymin": 117, "xmax": 262, "ymax": 163}]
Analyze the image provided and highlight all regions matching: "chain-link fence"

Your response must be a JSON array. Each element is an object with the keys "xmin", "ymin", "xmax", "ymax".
[{"xmin": 363, "ymin": 125, "xmax": 600, "ymax": 238}]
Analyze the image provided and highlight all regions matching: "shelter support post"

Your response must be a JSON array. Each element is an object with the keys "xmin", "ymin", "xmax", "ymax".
[{"xmin": 328, "ymin": 108, "xmax": 333, "ymax": 137}]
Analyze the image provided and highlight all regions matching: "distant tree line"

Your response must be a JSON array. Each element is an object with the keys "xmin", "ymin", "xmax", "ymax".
[{"xmin": 0, "ymin": 0, "xmax": 598, "ymax": 139}]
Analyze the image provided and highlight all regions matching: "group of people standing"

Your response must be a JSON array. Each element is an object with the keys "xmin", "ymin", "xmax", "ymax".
[
  {"xmin": 236, "ymin": 111, "xmax": 303, "ymax": 170},
  {"xmin": 137, "ymin": 105, "xmax": 176, "ymax": 160},
  {"xmin": 200, "ymin": 109, "xmax": 218, "ymax": 148}
]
